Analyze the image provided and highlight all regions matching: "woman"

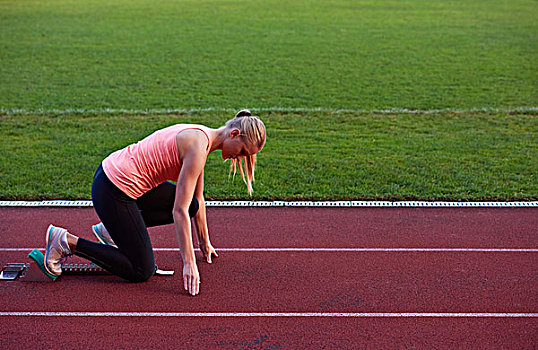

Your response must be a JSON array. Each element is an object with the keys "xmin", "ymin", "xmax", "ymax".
[{"xmin": 43, "ymin": 110, "xmax": 266, "ymax": 296}]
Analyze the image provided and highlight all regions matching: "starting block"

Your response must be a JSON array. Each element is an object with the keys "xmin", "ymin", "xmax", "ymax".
[
  {"xmin": 25, "ymin": 249, "xmax": 59, "ymax": 281},
  {"xmin": 1, "ymin": 249, "xmax": 174, "ymax": 282},
  {"xmin": 0, "ymin": 263, "xmax": 28, "ymax": 280}
]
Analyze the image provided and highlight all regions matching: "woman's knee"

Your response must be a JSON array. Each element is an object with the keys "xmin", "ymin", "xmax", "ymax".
[{"xmin": 127, "ymin": 264, "xmax": 155, "ymax": 282}]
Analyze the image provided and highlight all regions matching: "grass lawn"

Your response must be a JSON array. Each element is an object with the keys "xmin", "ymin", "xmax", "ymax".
[
  {"xmin": 1, "ymin": 111, "xmax": 536, "ymax": 201},
  {"xmin": 0, "ymin": 0, "xmax": 536, "ymax": 111}
]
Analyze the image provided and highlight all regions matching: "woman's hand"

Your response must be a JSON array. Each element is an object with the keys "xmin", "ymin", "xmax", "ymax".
[
  {"xmin": 199, "ymin": 241, "xmax": 219, "ymax": 264},
  {"xmin": 183, "ymin": 262, "xmax": 200, "ymax": 296}
]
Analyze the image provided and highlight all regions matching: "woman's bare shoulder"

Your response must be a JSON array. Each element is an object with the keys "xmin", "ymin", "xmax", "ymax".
[{"xmin": 175, "ymin": 127, "xmax": 209, "ymax": 156}]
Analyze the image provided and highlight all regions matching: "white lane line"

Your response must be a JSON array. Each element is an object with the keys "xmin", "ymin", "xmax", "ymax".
[
  {"xmin": 0, "ymin": 312, "xmax": 536, "ymax": 318},
  {"xmin": 2, "ymin": 106, "xmax": 537, "ymax": 115},
  {"xmin": 1, "ymin": 248, "xmax": 537, "ymax": 252},
  {"xmin": 1, "ymin": 200, "xmax": 537, "ymax": 207},
  {"xmin": 189, "ymin": 248, "xmax": 538, "ymax": 252}
]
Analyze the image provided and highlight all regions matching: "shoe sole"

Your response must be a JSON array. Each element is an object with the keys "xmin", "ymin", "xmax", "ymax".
[
  {"xmin": 92, "ymin": 225, "xmax": 117, "ymax": 247},
  {"xmin": 92, "ymin": 225, "xmax": 108, "ymax": 245},
  {"xmin": 44, "ymin": 224, "xmax": 60, "ymax": 277}
]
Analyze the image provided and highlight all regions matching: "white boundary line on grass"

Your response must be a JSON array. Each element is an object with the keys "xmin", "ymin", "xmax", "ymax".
[
  {"xmin": 1, "ymin": 106, "xmax": 537, "ymax": 115},
  {"xmin": 2, "ymin": 247, "xmax": 537, "ymax": 253},
  {"xmin": 0, "ymin": 311, "xmax": 536, "ymax": 318},
  {"xmin": 0, "ymin": 200, "xmax": 537, "ymax": 208}
]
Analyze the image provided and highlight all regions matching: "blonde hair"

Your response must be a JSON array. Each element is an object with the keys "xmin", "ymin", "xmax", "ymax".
[{"xmin": 226, "ymin": 109, "xmax": 266, "ymax": 195}]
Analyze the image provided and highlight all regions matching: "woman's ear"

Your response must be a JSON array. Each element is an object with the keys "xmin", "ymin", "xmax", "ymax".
[{"xmin": 230, "ymin": 128, "xmax": 241, "ymax": 138}]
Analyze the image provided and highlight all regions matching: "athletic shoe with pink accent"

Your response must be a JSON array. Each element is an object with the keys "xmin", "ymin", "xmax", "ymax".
[
  {"xmin": 92, "ymin": 223, "xmax": 117, "ymax": 248},
  {"xmin": 44, "ymin": 224, "xmax": 72, "ymax": 276}
]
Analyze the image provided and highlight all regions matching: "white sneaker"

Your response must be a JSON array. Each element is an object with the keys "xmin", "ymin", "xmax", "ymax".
[
  {"xmin": 92, "ymin": 223, "xmax": 117, "ymax": 247},
  {"xmin": 44, "ymin": 225, "xmax": 72, "ymax": 276}
]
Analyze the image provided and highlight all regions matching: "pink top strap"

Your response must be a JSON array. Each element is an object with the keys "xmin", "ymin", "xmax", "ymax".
[{"xmin": 102, "ymin": 124, "xmax": 211, "ymax": 199}]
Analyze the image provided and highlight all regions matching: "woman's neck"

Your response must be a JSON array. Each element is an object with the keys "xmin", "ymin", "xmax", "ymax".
[{"xmin": 207, "ymin": 126, "xmax": 227, "ymax": 153}]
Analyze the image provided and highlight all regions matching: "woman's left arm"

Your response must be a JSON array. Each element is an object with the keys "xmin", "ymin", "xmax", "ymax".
[{"xmin": 192, "ymin": 170, "xmax": 218, "ymax": 264}]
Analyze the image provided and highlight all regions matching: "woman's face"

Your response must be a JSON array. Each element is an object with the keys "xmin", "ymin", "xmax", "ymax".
[{"xmin": 221, "ymin": 129, "xmax": 262, "ymax": 160}]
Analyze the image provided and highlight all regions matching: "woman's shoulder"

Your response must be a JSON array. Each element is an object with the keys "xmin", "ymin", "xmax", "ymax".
[
  {"xmin": 173, "ymin": 124, "xmax": 211, "ymax": 152},
  {"xmin": 154, "ymin": 123, "xmax": 208, "ymax": 137},
  {"xmin": 158, "ymin": 123, "xmax": 208, "ymax": 133}
]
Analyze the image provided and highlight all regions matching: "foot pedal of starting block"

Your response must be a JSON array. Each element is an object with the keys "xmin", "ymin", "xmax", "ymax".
[{"xmin": 20, "ymin": 249, "xmax": 58, "ymax": 282}]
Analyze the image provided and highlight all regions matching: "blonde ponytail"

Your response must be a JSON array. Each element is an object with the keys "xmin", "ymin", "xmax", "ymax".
[{"xmin": 226, "ymin": 110, "xmax": 266, "ymax": 195}]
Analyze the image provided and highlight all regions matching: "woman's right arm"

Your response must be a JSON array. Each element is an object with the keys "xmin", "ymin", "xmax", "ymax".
[{"xmin": 173, "ymin": 140, "xmax": 207, "ymax": 296}]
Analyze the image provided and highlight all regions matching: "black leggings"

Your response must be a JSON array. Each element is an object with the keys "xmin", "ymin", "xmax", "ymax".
[{"xmin": 74, "ymin": 164, "xmax": 198, "ymax": 282}]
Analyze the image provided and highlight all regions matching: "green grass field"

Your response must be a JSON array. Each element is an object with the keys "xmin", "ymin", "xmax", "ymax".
[
  {"xmin": 1, "ymin": 0, "xmax": 536, "ymax": 200},
  {"xmin": 1, "ymin": 111, "xmax": 536, "ymax": 200}
]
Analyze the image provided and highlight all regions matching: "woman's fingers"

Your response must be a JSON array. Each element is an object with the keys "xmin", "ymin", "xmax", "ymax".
[
  {"xmin": 207, "ymin": 250, "xmax": 218, "ymax": 264},
  {"xmin": 202, "ymin": 245, "xmax": 218, "ymax": 264},
  {"xmin": 185, "ymin": 274, "xmax": 198, "ymax": 296},
  {"xmin": 190, "ymin": 275, "xmax": 199, "ymax": 295},
  {"xmin": 183, "ymin": 264, "xmax": 200, "ymax": 296}
]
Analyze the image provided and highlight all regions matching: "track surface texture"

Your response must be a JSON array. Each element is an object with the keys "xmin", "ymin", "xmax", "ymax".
[{"xmin": 1, "ymin": 206, "xmax": 537, "ymax": 349}]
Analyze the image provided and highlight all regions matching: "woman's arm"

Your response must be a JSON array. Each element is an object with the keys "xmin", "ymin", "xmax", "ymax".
[
  {"xmin": 173, "ymin": 135, "xmax": 207, "ymax": 296},
  {"xmin": 192, "ymin": 170, "xmax": 218, "ymax": 263}
]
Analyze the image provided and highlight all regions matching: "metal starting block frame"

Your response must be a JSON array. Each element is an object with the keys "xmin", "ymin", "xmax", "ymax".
[
  {"xmin": 0, "ymin": 263, "xmax": 28, "ymax": 280},
  {"xmin": 1, "ymin": 249, "xmax": 174, "ymax": 282}
]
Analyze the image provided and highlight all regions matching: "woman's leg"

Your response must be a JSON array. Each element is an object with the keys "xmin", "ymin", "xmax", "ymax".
[
  {"xmin": 90, "ymin": 181, "xmax": 199, "ymax": 248},
  {"xmin": 74, "ymin": 165, "xmax": 155, "ymax": 282},
  {"xmin": 136, "ymin": 181, "xmax": 199, "ymax": 227}
]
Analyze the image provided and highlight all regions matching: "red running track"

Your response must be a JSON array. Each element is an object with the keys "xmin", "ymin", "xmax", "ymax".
[{"xmin": 0, "ymin": 207, "xmax": 537, "ymax": 348}]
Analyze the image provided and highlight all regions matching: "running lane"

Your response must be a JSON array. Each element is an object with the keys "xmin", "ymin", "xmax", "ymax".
[
  {"xmin": 1, "ymin": 206, "xmax": 537, "ymax": 248},
  {"xmin": 0, "ymin": 206, "xmax": 537, "ymax": 348}
]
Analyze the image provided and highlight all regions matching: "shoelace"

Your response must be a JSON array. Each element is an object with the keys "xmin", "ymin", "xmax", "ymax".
[
  {"xmin": 59, "ymin": 255, "xmax": 71, "ymax": 265},
  {"xmin": 58, "ymin": 247, "xmax": 73, "ymax": 265}
]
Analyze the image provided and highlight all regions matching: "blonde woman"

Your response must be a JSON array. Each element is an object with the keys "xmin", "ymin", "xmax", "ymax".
[{"xmin": 43, "ymin": 110, "xmax": 266, "ymax": 296}]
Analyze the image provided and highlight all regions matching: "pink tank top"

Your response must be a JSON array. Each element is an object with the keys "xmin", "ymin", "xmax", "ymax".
[{"xmin": 102, "ymin": 124, "xmax": 211, "ymax": 199}]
